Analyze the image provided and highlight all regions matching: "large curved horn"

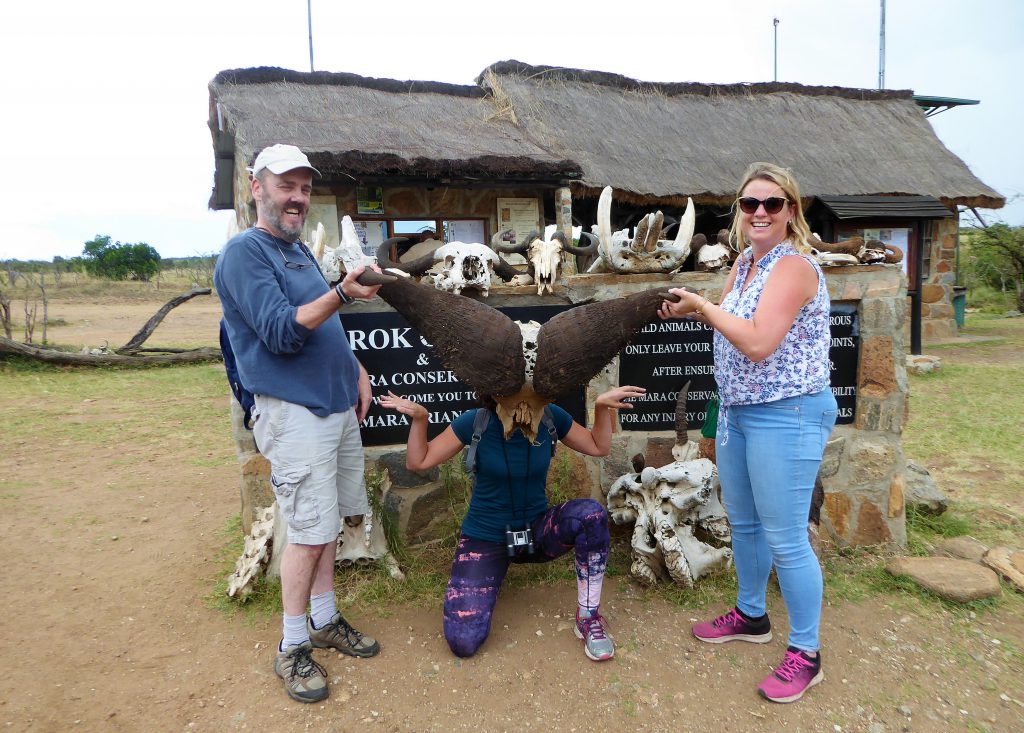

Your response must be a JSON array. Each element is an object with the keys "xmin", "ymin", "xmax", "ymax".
[
  {"xmin": 490, "ymin": 228, "xmax": 515, "ymax": 248},
  {"xmin": 597, "ymin": 186, "xmax": 613, "ymax": 257},
  {"xmin": 562, "ymin": 231, "xmax": 599, "ymax": 257},
  {"xmin": 674, "ymin": 380, "xmax": 691, "ymax": 446},
  {"xmin": 494, "ymin": 230, "xmax": 531, "ymax": 255},
  {"xmin": 689, "ymin": 233, "xmax": 708, "ymax": 261},
  {"xmin": 492, "ymin": 254, "xmax": 522, "ymax": 282},
  {"xmin": 673, "ymin": 198, "xmax": 695, "ymax": 249},
  {"xmin": 376, "ymin": 277, "xmax": 526, "ymax": 398},
  {"xmin": 355, "ymin": 270, "xmax": 398, "ymax": 286},
  {"xmin": 532, "ymin": 286, "xmax": 674, "ymax": 398},
  {"xmin": 374, "ymin": 237, "xmax": 435, "ymax": 276},
  {"xmin": 374, "ymin": 237, "xmax": 414, "ymax": 268}
]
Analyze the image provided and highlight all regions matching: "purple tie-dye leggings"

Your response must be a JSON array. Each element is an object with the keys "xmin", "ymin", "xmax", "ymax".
[{"xmin": 443, "ymin": 498, "xmax": 610, "ymax": 657}]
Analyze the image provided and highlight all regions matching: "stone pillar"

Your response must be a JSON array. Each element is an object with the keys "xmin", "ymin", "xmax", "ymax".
[
  {"xmin": 555, "ymin": 186, "xmax": 577, "ymax": 275},
  {"xmin": 227, "ymin": 395, "xmax": 273, "ymax": 535}
]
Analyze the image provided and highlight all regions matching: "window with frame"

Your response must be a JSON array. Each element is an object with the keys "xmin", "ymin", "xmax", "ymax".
[
  {"xmin": 359, "ymin": 218, "xmax": 489, "ymax": 261},
  {"xmin": 920, "ymin": 220, "xmax": 936, "ymax": 280},
  {"xmin": 836, "ymin": 223, "xmax": 916, "ymax": 284}
]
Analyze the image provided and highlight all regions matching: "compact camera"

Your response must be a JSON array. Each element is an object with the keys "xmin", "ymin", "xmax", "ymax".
[{"xmin": 505, "ymin": 524, "xmax": 534, "ymax": 557}]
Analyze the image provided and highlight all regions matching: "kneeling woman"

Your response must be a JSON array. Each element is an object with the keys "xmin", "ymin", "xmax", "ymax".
[{"xmin": 379, "ymin": 386, "xmax": 645, "ymax": 661}]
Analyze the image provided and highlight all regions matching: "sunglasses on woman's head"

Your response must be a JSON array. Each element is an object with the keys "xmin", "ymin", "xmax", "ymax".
[{"xmin": 737, "ymin": 196, "xmax": 789, "ymax": 215}]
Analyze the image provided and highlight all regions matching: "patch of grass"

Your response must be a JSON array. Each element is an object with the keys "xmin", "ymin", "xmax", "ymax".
[
  {"xmin": 206, "ymin": 514, "xmax": 283, "ymax": 622},
  {"xmin": 905, "ymin": 504, "xmax": 973, "ymax": 554},
  {"xmin": 331, "ymin": 458, "xmax": 473, "ymax": 611},
  {"xmin": 653, "ymin": 564, "xmax": 738, "ymax": 611},
  {"xmin": 821, "ymin": 547, "xmax": 1010, "ymax": 619},
  {"xmin": 546, "ymin": 453, "xmax": 576, "ymax": 506}
]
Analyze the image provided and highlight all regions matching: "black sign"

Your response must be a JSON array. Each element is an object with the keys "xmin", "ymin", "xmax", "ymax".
[
  {"xmin": 828, "ymin": 303, "xmax": 858, "ymax": 422},
  {"xmin": 617, "ymin": 304, "xmax": 859, "ymax": 431},
  {"xmin": 341, "ymin": 305, "xmax": 586, "ymax": 446}
]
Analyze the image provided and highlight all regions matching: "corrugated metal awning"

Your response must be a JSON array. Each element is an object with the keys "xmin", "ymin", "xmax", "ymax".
[{"xmin": 817, "ymin": 196, "xmax": 954, "ymax": 220}]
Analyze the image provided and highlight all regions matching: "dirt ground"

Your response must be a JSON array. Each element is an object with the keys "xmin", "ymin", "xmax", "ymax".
[{"xmin": 2, "ymin": 293, "xmax": 1023, "ymax": 733}]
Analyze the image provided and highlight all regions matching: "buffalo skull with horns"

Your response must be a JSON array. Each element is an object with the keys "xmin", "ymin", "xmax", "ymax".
[
  {"xmin": 586, "ymin": 186, "xmax": 696, "ymax": 274},
  {"xmin": 372, "ymin": 276, "xmax": 689, "ymax": 442},
  {"xmin": 495, "ymin": 230, "xmax": 599, "ymax": 295}
]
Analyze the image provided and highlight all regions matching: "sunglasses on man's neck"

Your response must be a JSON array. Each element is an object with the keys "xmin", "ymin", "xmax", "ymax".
[{"xmin": 737, "ymin": 196, "xmax": 789, "ymax": 215}]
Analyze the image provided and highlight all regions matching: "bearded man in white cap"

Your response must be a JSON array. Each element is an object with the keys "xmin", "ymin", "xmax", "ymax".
[{"xmin": 214, "ymin": 144, "xmax": 382, "ymax": 704}]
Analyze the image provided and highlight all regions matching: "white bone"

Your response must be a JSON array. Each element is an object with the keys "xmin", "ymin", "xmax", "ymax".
[
  {"xmin": 607, "ymin": 457, "xmax": 733, "ymax": 587},
  {"xmin": 431, "ymin": 242, "xmax": 499, "ymax": 296},
  {"xmin": 592, "ymin": 186, "xmax": 696, "ymax": 274},
  {"xmin": 697, "ymin": 242, "xmax": 731, "ymax": 272}
]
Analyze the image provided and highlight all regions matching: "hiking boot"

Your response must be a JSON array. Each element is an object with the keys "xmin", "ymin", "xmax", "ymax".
[
  {"xmin": 758, "ymin": 647, "xmax": 824, "ymax": 703},
  {"xmin": 692, "ymin": 607, "xmax": 773, "ymax": 644},
  {"xmin": 575, "ymin": 608, "xmax": 614, "ymax": 661},
  {"xmin": 308, "ymin": 612, "xmax": 380, "ymax": 658},
  {"xmin": 274, "ymin": 641, "xmax": 328, "ymax": 703}
]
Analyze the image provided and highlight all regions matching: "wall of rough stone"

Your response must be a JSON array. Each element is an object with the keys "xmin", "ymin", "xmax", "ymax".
[
  {"xmin": 221, "ymin": 238, "xmax": 909, "ymax": 548},
  {"xmin": 918, "ymin": 216, "xmax": 962, "ymax": 341}
]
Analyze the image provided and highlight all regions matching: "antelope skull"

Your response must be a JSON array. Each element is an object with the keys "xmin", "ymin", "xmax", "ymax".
[{"xmin": 496, "ymin": 231, "xmax": 598, "ymax": 295}]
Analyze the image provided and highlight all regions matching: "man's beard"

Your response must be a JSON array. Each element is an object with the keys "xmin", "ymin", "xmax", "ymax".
[{"xmin": 262, "ymin": 200, "xmax": 305, "ymax": 241}]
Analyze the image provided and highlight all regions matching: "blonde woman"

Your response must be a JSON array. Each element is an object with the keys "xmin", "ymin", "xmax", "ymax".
[{"xmin": 659, "ymin": 162, "xmax": 837, "ymax": 703}]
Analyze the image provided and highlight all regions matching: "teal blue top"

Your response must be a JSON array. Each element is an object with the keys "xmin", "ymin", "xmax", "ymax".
[{"xmin": 451, "ymin": 406, "xmax": 574, "ymax": 543}]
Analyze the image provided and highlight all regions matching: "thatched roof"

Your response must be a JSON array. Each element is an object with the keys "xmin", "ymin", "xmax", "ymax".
[
  {"xmin": 209, "ymin": 67, "xmax": 580, "ymax": 182},
  {"xmin": 209, "ymin": 62, "xmax": 1003, "ymax": 210}
]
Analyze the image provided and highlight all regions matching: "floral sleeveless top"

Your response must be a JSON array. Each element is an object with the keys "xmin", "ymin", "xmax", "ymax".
[{"xmin": 713, "ymin": 241, "xmax": 831, "ymax": 406}]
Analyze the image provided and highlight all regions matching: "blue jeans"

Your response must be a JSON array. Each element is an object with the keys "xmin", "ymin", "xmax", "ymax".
[{"xmin": 716, "ymin": 389, "xmax": 837, "ymax": 652}]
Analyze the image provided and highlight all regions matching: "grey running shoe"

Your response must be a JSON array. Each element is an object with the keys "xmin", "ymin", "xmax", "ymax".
[
  {"xmin": 274, "ymin": 641, "xmax": 328, "ymax": 703},
  {"xmin": 575, "ymin": 608, "xmax": 614, "ymax": 661},
  {"xmin": 308, "ymin": 612, "xmax": 380, "ymax": 658}
]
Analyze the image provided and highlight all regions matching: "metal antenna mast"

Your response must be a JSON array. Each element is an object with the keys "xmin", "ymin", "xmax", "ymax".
[
  {"xmin": 307, "ymin": 0, "xmax": 315, "ymax": 72},
  {"xmin": 878, "ymin": 0, "xmax": 886, "ymax": 89},
  {"xmin": 773, "ymin": 18, "xmax": 779, "ymax": 81}
]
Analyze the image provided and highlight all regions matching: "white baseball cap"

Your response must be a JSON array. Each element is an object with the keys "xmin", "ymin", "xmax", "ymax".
[{"xmin": 249, "ymin": 144, "xmax": 321, "ymax": 177}]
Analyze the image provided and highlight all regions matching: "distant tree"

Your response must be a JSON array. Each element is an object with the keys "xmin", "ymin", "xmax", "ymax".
[
  {"xmin": 962, "ymin": 223, "xmax": 1024, "ymax": 311},
  {"xmin": 82, "ymin": 235, "xmax": 161, "ymax": 281}
]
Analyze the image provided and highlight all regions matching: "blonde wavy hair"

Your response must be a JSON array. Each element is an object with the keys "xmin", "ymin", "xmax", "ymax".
[{"xmin": 727, "ymin": 162, "xmax": 814, "ymax": 255}]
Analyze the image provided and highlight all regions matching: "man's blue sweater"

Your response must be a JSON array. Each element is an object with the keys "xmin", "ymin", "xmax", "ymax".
[{"xmin": 214, "ymin": 228, "xmax": 360, "ymax": 417}]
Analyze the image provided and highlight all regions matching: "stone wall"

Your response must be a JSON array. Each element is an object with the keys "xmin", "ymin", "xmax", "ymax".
[
  {"xmin": 225, "ymin": 265, "xmax": 910, "ymax": 550},
  {"xmin": 918, "ymin": 216, "xmax": 961, "ymax": 341}
]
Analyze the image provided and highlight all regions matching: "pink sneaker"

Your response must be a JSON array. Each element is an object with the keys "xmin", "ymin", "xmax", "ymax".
[
  {"xmin": 758, "ymin": 648, "xmax": 824, "ymax": 703},
  {"xmin": 692, "ymin": 607, "xmax": 772, "ymax": 644}
]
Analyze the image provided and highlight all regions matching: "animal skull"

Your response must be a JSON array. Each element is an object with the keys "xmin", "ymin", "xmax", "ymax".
[
  {"xmin": 607, "ymin": 458, "xmax": 732, "ymax": 586},
  {"xmin": 312, "ymin": 216, "xmax": 378, "ymax": 284},
  {"xmin": 375, "ymin": 231, "xmax": 519, "ymax": 297},
  {"xmin": 587, "ymin": 186, "xmax": 695, "ymax": 274},
  {"xmin": 694, "ymin": 230, "xmax": 734, "ymax": 272},
  {"xmin": 431, "ymin": 242, "xmax": 502, "ymax": 296},
  {"xmin": 335, "ymin": 475, "xmax": 405, "ymax": 581},
  {"xmin": 497, "ymin": 231, "xmax": 598, "ymax": 295}
]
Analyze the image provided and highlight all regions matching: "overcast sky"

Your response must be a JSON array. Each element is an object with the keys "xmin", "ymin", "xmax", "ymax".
[{"xmin": 2, "ymin": 0, "xmax": 1020, "ymax": 261}]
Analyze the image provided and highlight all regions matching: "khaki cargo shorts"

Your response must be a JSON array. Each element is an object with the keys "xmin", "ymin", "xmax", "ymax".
[{"xmin": 252, "ymin": 395, "xmax": 368, "ymax": 545}]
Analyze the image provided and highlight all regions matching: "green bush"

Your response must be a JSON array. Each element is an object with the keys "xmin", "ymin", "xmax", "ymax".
[
  {"xmin": 960, "ymin": 224, "xmax": 1024, "ymax": 312},
  {"xmin": 82, "ymin": 234, "xmax": 161, "ymax": 281}
]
